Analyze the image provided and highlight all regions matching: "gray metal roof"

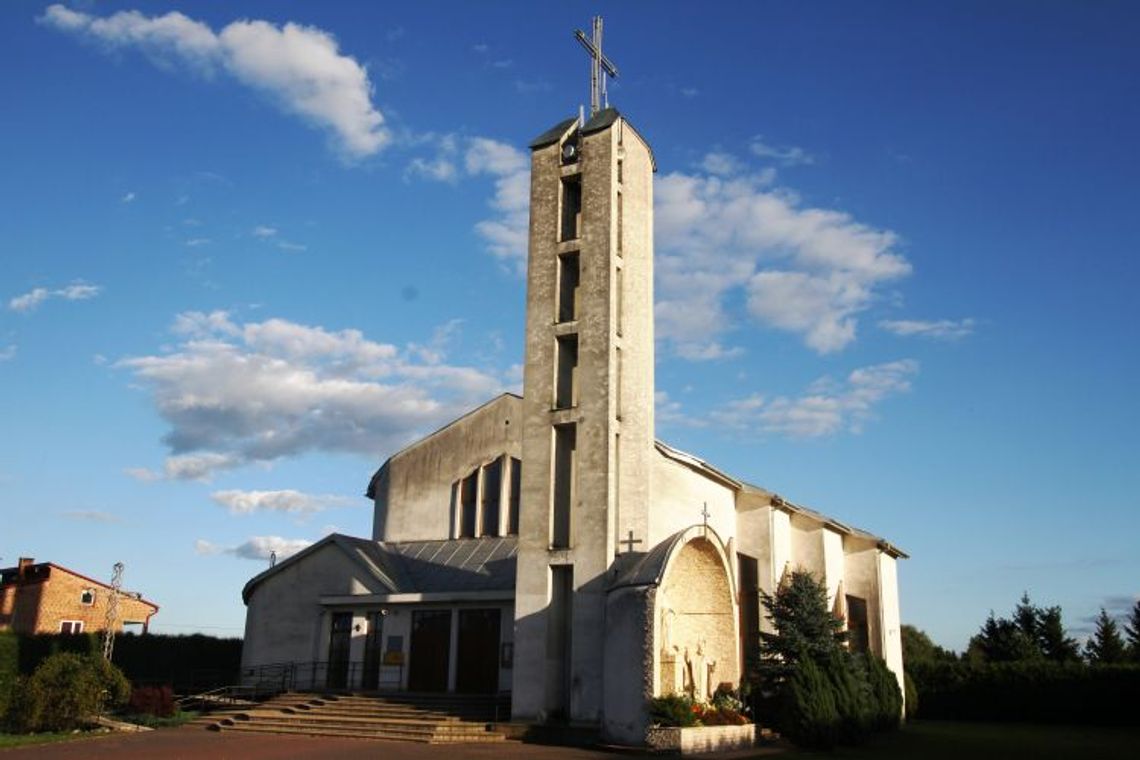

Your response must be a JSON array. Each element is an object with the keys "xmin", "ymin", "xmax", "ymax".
[
  {"xmin": 386, "ymin": 536, "xmax": 518, "ymax": 593},
  {"xmin": 530, "ymin": 117, "xmax": 578, "ymax": 149}
]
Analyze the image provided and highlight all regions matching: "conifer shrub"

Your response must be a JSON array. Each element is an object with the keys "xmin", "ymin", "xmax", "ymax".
[
  {"xmin": 863, "ymin": 654, "xmax": 903, "ymax": 730},
  {"xmin": 903, "ymin": 670, "xmax": 919, "ymax": 720},
  {"xmin": 778, "ymin": 654, "xmax": 840, "ymax": 749}
]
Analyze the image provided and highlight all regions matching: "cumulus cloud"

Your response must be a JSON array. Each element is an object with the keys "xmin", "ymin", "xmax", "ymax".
[
  {"xmin": 211, "ymin": 489, "xmax": 351, "ymax": 516},
  {"xmin": 40, "ymin": 4, "xmax": 389, "ymax": 158},
  {"xmin": 409, "ymin": 135, "xmax": 530, "ymax": 268},
  {"xmin": 195, "ymin": 535, "xmax": 312, "ymax": 561},
  {"xmin": 9, "ymin": 282, "xmax": 101, "ymax": 313},
  {"xmin": 655, "ymin": 166, "xmax": 910, "ymax": 355},
  {"xmin": 879, "ymin": 318, "xmax": 976, "ymax": 340},
  {"xmin": 118, "ymin": 311, "xmax": 507, "ymax": 480},
  {"xmin": 121, "ymin": 191, "xmax": 136, "ymax": 203},
  {"xmin": 707, "ymin": 359, "xmax": 919, "ymax": 438}
]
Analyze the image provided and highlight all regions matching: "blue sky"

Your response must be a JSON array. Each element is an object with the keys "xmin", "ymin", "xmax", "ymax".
[{"xmin": 1, "ymin": 1, "xmax": 1137, "ymax": 651}]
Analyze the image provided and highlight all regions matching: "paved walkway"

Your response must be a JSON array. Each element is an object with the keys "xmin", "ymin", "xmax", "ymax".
[{"xmin": 1, "ymin": 727, "xmax": 787, "ymax": 759}]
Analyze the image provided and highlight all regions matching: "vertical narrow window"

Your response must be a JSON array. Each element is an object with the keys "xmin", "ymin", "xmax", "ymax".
[
  {"xmin": 555, "ymin": 335, "xmax": 579, "ymax": 409},
  {"xmin": 617, "ymin": 159, "xmax": 623, "ymax": 184},
  {"xmin": 552, "ymin": 424, "xmax": 576, "ymax": 548},
  {"xmin": 738, "ymin": 554, "xmax": 760, "ymax": 672},
  {"xmin": 481, "ymin": 458, "xmax": 502, "ymax": 537},
  {"xmin": 460, "ymin": 471, "xmax": 478, "ymax": 538},
  {"xmin": 616, "ymin": 192, "xmax": 623, "ymax": 256},
  {"xmin": 615, "ymin": 346, "xmax": 623, "ymax": 420},
  {"xmin": 846, "ymin": 596, "xmax": 870, "ymax": 653},
  {"xmin": 558, "ymin": 254, "xmax": 580, "ymax": 322},
  {"xmin": 560, "ymin": 175, "xmax": 582, "ymax": 241},
  {"xmin": 615, "ymin": 266, "xmax": 624, "ymax": 337},
  {"xmin": 548, "ymin": 566, "xmax": 574, "ymax": 715},
  {"xmin": 509, "ymin": 457, "xmax": 521, "ymax": 535},
  {"xmin": 614, "ymin": 432, "xmax": 621, "ymax": 534}
]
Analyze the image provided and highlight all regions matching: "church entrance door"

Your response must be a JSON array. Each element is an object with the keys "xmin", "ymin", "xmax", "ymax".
[
  {"xmin": 455, "ymin": 608, "xmax": 501, "ymax": 693},
  {"xmin": 362, "ymin": 611, "xmax": 384, "ymax": 690},
  {"xmin": 327, "ymin": 612, "xmax": 352, "ymax": 689},
  {"xmin": 408, "ymin": 609, "xmax": 451, "ymax": 692}
]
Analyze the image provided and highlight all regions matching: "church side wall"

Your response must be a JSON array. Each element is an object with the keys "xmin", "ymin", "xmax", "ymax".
[
  {"xmin": 373, "ymin": 395, "xmax": 522, "ymax": 542},
  {"xmin": 242, "ymin": 545, "xmax": 385, "ymax": 669},
  {"xmin": 821, "ymin": 528, "xmax": 845, "ymax": 608},
  {"xmin": 789, "ymin": 515, "xmax": 825, "ymax": 580},
  {"xmin": 842, "ymin": 543, "xmax": 882, "ymax": 654},
  {"xmin": 877, "ymin": 553, "xmax": 905, "ymax": 698},
  {"xmin": 649, "ymin": 454, "xmax": 735, "ymax": 547}
]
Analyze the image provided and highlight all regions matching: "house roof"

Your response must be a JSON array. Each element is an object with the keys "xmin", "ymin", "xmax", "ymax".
[
  {"xmin": 242, "ymin": 534, "xmax": 517, "ymax": 604},
  {"xmin": 0, "ymin": 561, "xmax": 159, "ymax": 610}
]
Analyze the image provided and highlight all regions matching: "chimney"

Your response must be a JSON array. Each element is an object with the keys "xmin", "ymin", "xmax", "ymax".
[{"xmin": 17, "ymin": 557, "xmax": 33, "ymax": 580}]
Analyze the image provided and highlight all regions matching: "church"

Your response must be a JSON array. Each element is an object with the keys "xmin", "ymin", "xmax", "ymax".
[{"xmin": 240, "ymin": 22, "xmax": 906, "ymax": 744}]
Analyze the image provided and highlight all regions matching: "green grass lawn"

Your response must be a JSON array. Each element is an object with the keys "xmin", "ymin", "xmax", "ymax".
[
  {"xmin": 788, "ymin": 720, "xmax": 1140, "ymax": 760},
  {"xmin": 0, "ymin": 731, "xmax": 100, "ymax": 750}
]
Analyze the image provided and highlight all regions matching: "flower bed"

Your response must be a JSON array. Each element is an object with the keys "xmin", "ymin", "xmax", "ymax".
[{"xmin": 646, "ymin": 724, "xmax": 757, "ymax": 754}]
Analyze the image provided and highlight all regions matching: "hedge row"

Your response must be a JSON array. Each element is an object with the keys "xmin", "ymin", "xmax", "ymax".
[
  {"xmin": 0, "ymin": 631, "xmax": 242, "ymax": 692},
  {"xmin": 909, "ymin": 661, "xmax": 1140, "ymax": 726}
]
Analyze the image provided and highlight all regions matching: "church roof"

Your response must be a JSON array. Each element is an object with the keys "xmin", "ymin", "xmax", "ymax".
[
  {"xmin": 529, "ymin": 108, "xmax": 657, "ymax": 171},
  {"xmin": 242, "ymin": 534, "xmax": 517, "ymax": 603}
]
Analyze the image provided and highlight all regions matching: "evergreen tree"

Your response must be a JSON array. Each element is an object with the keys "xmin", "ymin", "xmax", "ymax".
[
  {"xmin": 1037, "ymin": 605, "xmax": 1080, "ymax": 662},
  {"xmin": 1124, "ymin": 599, "xmax": 1140, "ymax": 663},
  {"xmin": 968, "ymin": 612, "xmax": 1038, "ymax": 662},
  {"xmin": 758, "ymin": 569, "xmax": 846, "ymax": 680},
  {"xmin": 1084, "ymin": 608, "xmax": 1127, "ymax": 664},
  {"xmin": 900, "ymin": 625, "xmax": 956, "ymax": 665},
  {"xmin": 1013, "ymin": 592, "xmax": 1039, "ymax": 642}
]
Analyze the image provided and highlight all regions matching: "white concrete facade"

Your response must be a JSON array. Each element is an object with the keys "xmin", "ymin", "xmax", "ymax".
[{"xmin": 239, "ymin": 105, "xmax": 907, "ymax": 744}]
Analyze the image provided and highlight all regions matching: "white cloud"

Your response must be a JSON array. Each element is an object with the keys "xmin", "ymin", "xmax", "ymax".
[
  {"xmin": 276, "ymin": 240, "xmax": 307, "ymax": 252},
  {"xmin": 699, "ymin": 152, "xmax": 740, "ymax": 176},
  {"xmin": 121, "ymin": 191, "xmax": 136, "ymax": 203},
  {"xmin": 879, "ymin": 318, "xmax": 976, "ymax": 340},
  {"xmin": 252, "ymin": 225, "xmax": 277, "ymax": 238},
  {"xmin": 195, "ymin": 535, "xmax": 312, "ymax": 560},
  {"xmin": 655, "ymin": 166, "xmax": 910, "ymax": 355},
  {"xmin": 0, "ymin": 345, "xmax": 15, "ymax": 362},
  {"xmin": 710, "ymin": 359, "xmax": 918, "ymax": 438},
  {"xmin": 211, "ymin": 489, "xmax": 351, "ymax": 516},
  {"xmin": 185, "ymin": 237, "xmax": 211, "ymax": 247},
  {"xmin": 9, "ymin": 282, "xmax": 101, "ymax": 313},
  {"xmin": 41, "ymin": 4, "xmax": 389, "ymax": 159},
  {"xmin": 681, "ymin": 87, "xmax": 699, "ymax": 98},
  {"xmin": 409, "ymin": 135, "xmax": 530, "ymax": 268},
  {"xmin": 118, "ymin": 311, "xmax": 507, "ymax": 480},
  {"xmin": 749, "ymin": 136, "xmax": 816, "ymax": 166}
]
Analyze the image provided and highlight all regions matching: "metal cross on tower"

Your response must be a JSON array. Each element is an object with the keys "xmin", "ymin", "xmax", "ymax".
[
  {"xmin": 619, "ymin": 529, "xmax": 643, "ymax": 554},
  {"xmin": 101, "ymin": 562, "xmax": 124, "ymax": 662},
  {"xmin": 574, "ymin": 16, "xmax": 619, "ymax": 116},
  {"xmin": 700, "ymin": 502, "xmax": 711, "ymax": 536}
]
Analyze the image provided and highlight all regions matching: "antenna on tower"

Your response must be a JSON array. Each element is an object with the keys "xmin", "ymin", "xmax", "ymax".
[
  {"xmin": 101, "ymin": 562, "xmax": 124, "ymax": 662},
  {"xmin": 270, "ymin": 551, "xmax": 277, "ymax": 568}
]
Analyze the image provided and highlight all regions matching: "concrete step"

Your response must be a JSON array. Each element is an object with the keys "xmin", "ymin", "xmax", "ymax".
[{"xmin": 218, "ymin": 720, "xmax": 505, "ymax": 744}]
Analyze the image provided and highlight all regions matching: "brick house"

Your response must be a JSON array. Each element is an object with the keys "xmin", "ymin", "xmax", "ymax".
[{"xmin": 0, "ymin": 558, "xmax": 158, "ymax": 634}]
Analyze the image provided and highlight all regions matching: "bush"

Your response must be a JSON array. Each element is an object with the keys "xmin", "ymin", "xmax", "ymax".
[
  {"xmin": 0, "ymin": 631, "xmax": 17, "ymax": 717},
  {"xmin": 779, "ymin": 655, "xmax": 840, "ymax": 749},
  {"xmin": 128, "ymin": 684, "xmax": 174, "ymax": 718},
  {"xmin": 4, "ymin": 653, "xmax": 130, "ymax": 733},
  {"xmin": 863, "ymin": 654, "xmax": 903, "ymax": 731},
  {"xmin": 909, "ymin": 660, "xmax": 1140, "ymax": 726},
  {"xmin": 903, "ymin": 671, "xmax": 919, "ymax": 720},
  {"xmin": 649, "ymin": 694, "xmax": 699, "ymax": 727}
]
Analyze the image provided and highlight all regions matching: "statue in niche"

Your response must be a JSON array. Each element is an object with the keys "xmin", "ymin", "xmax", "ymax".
[{"xmin": 706, "ymin": 658, "xmax": 717, "ymax": 700}]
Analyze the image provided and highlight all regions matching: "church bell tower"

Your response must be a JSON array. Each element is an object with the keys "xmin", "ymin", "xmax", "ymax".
[{"xmin": 511, "ymin": 17, "xmax": 657, "ymax": 723}]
